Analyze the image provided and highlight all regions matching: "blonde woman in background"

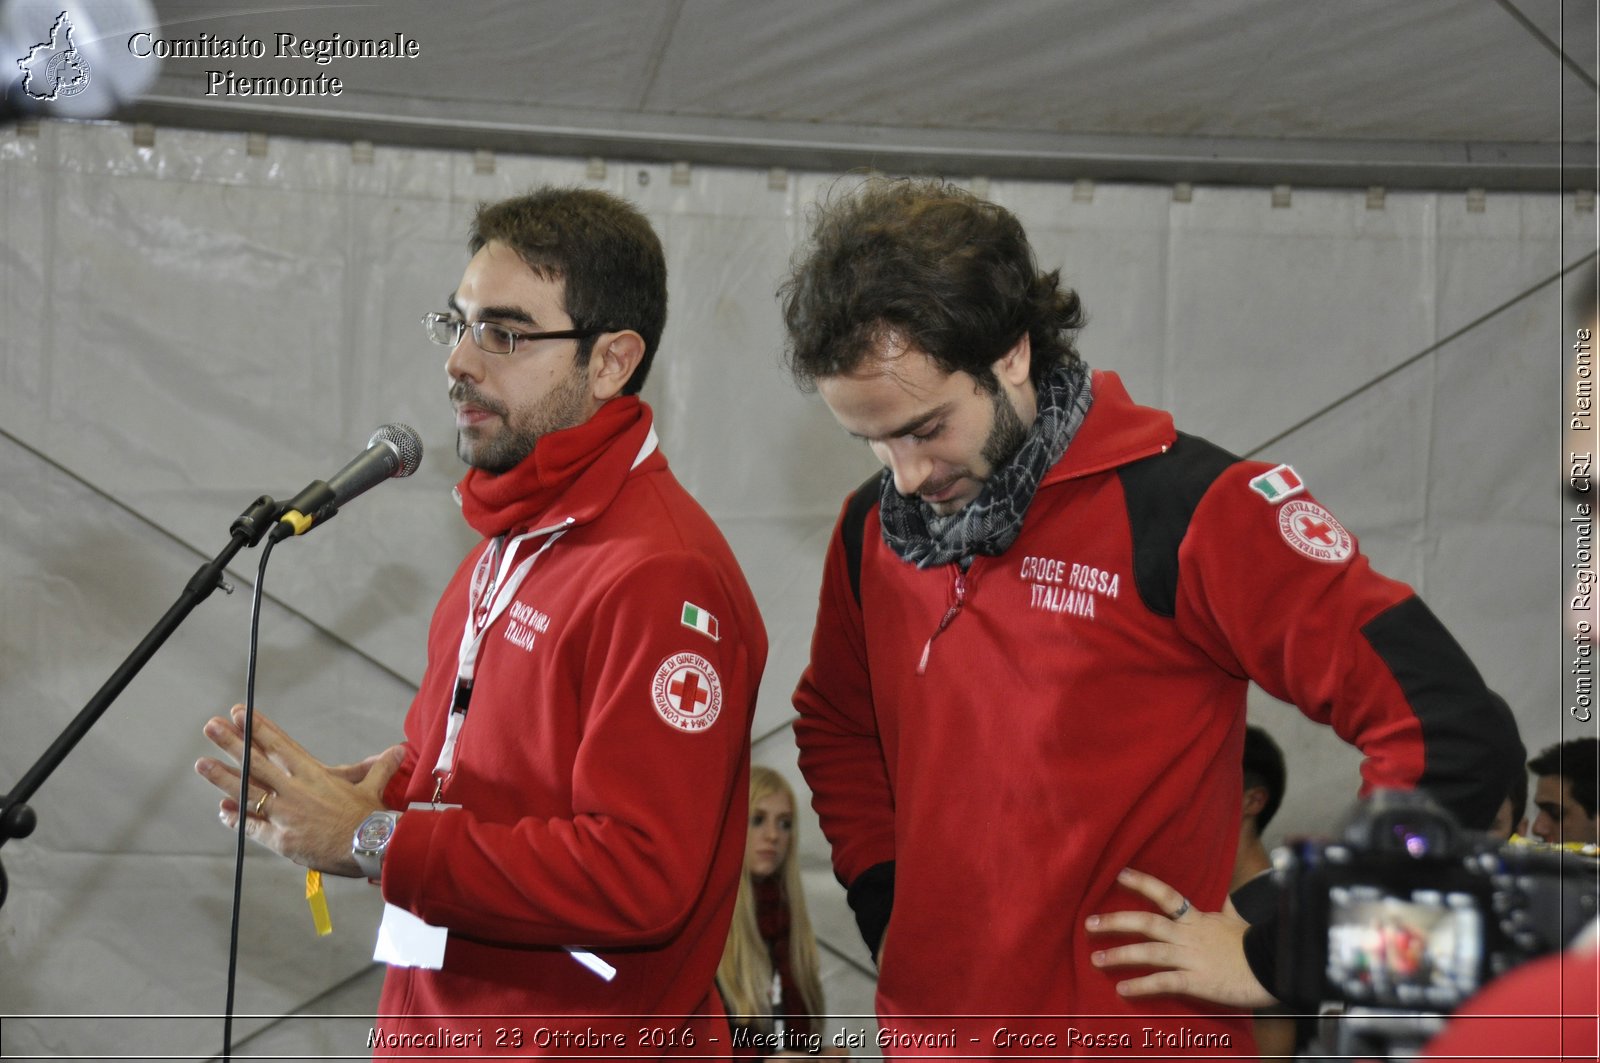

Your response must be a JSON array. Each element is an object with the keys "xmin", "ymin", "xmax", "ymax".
[{"xmin": 719, "ymin": 766, "xmax": 846, "ymax": 1058}]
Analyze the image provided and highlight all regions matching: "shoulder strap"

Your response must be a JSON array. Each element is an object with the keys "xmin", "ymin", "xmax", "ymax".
[
  {"xmin": 841, "ymin": 472, "xmax": 883, "ymax": 607},
  {"xmin": 1114, "ymin": 432, "xmax": 1239, "ymax": 617}
]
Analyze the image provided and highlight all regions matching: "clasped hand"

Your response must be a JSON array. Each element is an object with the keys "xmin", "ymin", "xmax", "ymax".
[{"xmin": 194, "ymin": 705, "xmax": 404, "ymax": 877}]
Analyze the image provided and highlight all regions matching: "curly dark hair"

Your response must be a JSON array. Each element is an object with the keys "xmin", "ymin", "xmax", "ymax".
[
  {"xmin": 779, "ymin": 177, "xmax": 1084, "ymax": 393},
  {"xmin": 469, "ymin": 187, "xmax": 667, "ymax": 396}
]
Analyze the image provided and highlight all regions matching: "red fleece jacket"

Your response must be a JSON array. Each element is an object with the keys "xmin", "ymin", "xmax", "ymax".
[{"xmin": 372, "ymin": 398, "xmax": 766, "ymax": 1058}]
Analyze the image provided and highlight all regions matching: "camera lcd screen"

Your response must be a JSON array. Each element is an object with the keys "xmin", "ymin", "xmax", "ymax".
[{"xmin": 1325, "ymin": 885, "xmax": 1484, "ymax": 1008}]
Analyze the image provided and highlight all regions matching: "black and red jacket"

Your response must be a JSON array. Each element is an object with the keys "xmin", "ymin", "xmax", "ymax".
[{"xmin": 793, "ymin": 370, "xmax": 1520, "ymax": 1054}]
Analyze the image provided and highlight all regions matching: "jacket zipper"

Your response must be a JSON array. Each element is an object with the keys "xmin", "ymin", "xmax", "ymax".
[{"xmin": 916, "ymin": 567, "xmax": 968, "ymax": 675}]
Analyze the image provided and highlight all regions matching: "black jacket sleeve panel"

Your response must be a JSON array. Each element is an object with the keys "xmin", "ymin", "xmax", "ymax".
[
  {"xmin": 846, "ymin": 860, "xmax": 896, "ymax": 962},
  {"xmin": 842, "ymin": 471, "xmax": 885, "ymax": 607},
  {"xmin": 1115, "ymin": 432, "xmax": 1242, "ymax": 617},
  {"xmin": 1124, "ymin": 435, "xmax": 1519, "ymax": 832},
  {"xmin": 1359, "ymin": 596, "xmax": 1526, "ymax": 831}
]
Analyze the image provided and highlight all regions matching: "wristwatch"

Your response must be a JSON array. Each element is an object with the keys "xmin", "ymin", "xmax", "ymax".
[{"xmin": 353, "ymin": 809, "xmax": 401, "ymax": 879}]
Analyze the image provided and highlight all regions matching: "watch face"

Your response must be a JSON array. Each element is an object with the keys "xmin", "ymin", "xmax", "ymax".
[{"xmin": 357, "ymin": 813, "xmax": 394, "ymax": 850}]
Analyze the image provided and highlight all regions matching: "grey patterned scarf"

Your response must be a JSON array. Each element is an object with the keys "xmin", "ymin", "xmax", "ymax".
[{"xmin": 879, "ymin": 360, "xmax": 1093, "ymax": 569}]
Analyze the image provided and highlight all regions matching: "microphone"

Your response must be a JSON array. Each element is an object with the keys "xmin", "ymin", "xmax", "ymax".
[{"xmin": 271, "ymin": 424, "xmax": 423, "ymax": 541}]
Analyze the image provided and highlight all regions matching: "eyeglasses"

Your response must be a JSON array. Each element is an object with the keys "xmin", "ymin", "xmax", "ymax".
[{"xmin": 422, "ymin": 311, "xmax": 608, "ymax": 356}]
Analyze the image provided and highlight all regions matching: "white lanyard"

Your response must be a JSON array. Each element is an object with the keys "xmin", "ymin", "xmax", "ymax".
[
  {"xmin": 429, "ymin": 425, "xmax": 659, "ymax": 800},
  {"xmin": 430, "ymin": 519, "xmax": 570, "ymax": 798},
  {"xmin": 398, "ymin": 428, "xmax": 658, "ymax": 984}
]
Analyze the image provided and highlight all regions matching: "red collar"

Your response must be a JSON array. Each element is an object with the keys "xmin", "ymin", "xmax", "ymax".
[
  {"xmin": 1042, "ymin": 369, "xmax": 1176, "ymax": 485},
  {"xmin": 455, "ymin": 396, "xmax": 657, "ymax": 538}
]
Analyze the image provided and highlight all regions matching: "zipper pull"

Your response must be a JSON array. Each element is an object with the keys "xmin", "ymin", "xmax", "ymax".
[{"xmin": 916, "ymin": 569, "xmax": 968, "ymax": 675}]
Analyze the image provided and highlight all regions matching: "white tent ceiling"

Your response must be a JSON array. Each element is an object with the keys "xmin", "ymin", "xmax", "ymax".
[{"xmin": 10, "ymin": 0, "xmax": 1600, "ymax": 190}]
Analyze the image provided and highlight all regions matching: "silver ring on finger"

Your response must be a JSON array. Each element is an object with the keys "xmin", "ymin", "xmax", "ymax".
[{"xmin": 1168, "ymin": 897, "xmax": 1191, "ymax": 921}]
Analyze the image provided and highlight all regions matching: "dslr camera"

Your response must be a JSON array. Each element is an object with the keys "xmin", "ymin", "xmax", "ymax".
[{"xmin": 1270, "ymin": 790, "xmax": 1598, "ymax": 1056}]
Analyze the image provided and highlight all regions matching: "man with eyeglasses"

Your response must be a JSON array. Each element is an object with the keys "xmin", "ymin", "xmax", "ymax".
[{"xmin": 196, "ymin": 187, "xmax": 767, "ymax": 1056}]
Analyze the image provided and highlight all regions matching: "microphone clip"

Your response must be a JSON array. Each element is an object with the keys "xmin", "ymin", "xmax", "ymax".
[
  {"xmin": 269, "ymin": 480, "xmax": 338, "ymax": 542},
  {"xmin": 230, "ymin": 494, "xmax": 283, "ymax": 547}
]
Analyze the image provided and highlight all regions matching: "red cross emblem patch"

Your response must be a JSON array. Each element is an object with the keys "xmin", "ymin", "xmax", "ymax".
[
  {"xmin": 652, "ymin": 652, "xmax": 724, "ymax": 733},
  {"xmin": 1277, "ymin": 500, "xmax": 1354, "ymax": 564}
]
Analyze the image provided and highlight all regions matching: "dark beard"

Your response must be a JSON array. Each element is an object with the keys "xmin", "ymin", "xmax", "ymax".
[
  {"xmin": 982, "ymin": 385, "xmax": 1031, "ymax": 471},
  {"xmin": 452, "ymin": 369, "xmax": 590, "ymax": 474},
  {"xmin": 927, "ymin": 387, "xmax": 1032, "ymax": 534}
]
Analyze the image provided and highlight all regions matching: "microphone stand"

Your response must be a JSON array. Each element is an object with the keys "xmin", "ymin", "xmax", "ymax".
[{"xmin": 0, "ymin": 495, "xmax": 283, "ymax": 909}]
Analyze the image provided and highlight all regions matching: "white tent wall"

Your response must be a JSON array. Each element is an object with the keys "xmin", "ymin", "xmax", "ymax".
[{"xmin": 0, "ymin": 119, "xmax": 1587, "ymax": 1056}]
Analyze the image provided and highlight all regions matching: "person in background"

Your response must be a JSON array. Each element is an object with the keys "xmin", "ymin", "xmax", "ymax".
[
  {"xmin": 1227, "ymin": 725, "xmax": 1310, "ymax": 1058},
  {"xmin": 1228, "ymin": 725, "xmax": 1286, "ymax": 921},
  {"xmin": 1488, "ymin": 758, "xmax": 1529, "ymax": 842},
  {"xmin": 1528, "ymin": 738, "xmax": 1600, "ymax": 846},
  {"xmin": 720, "ymin": 766, "xmax": 846, "ymax": 1058}
]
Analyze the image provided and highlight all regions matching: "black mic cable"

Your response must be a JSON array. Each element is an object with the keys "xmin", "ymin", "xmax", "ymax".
[
  {"xmin": 220, "ymin": 532, "xmax": 278, "ymax": 1063},
  {"xmin": 214, "ymin": 423, "xmax": 422, "ymax": 1058}
]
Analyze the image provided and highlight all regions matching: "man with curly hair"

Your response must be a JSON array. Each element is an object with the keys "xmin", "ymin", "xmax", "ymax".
[{"xmin": 780, "ymin": 177, "xmax": 1522, "ymax": 1053}]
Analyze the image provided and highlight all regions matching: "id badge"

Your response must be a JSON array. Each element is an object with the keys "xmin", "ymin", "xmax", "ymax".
[{"xmin": 374, "ymin": 902, "xmax": 448, "ymax": 969}]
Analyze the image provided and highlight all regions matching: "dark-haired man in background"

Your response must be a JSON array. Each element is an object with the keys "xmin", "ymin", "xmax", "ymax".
[
  {"xmin": 1228, "ymin": 725, "xmax": 1287, "ymax": 924},
  {"xmin": 780, "ymin": 177, "xmax": 1522, "ymax": 1053},
  {"xmin": 1528, "ymin": 738, "xmax": 1600, "ymax": 846},
  {"xmin": 197, "ymin": 187, "xmax": 766, "ymax": 1056}
]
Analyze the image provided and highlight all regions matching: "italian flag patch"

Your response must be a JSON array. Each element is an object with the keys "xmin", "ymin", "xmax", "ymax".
[
  {"xmin": 680, "ymin": 602, "xmax": 720, "ymax": 641},
  {"xmin": 1249, "ymin": 464, "xmax": 1305, "ymax": 504}
]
